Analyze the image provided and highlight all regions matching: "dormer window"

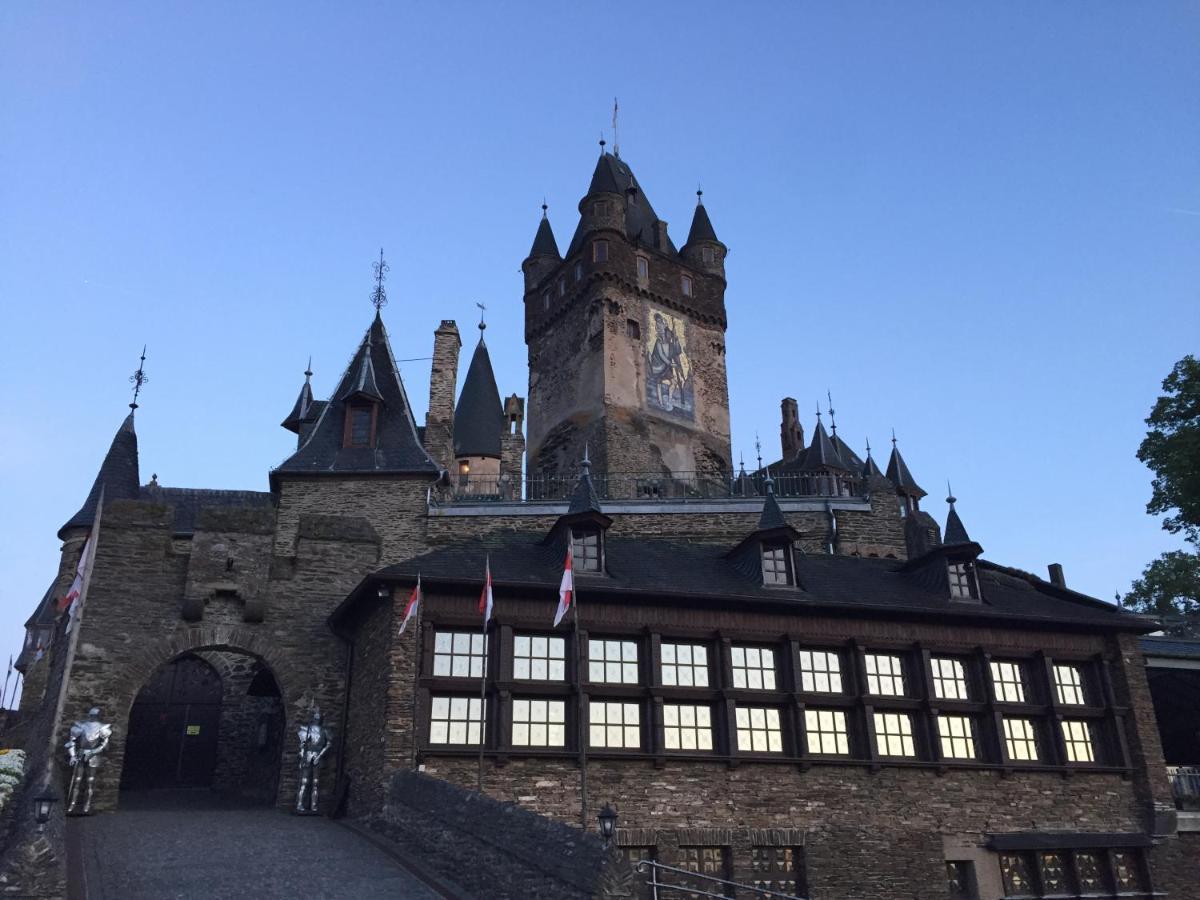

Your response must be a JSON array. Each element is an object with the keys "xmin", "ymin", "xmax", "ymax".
[
  {"xmin": 571, "ymin": 526, "xmax": 602, "ymax": 573},
  {"xmin": 761, "ymin": 542, "xmax": 792, "ymax": 586},
  {"xmin": 948, "ymin": 561, "xmax": 978, "ymax": 600},
  {"xmin": 681, "ymin": 274, "xmax": 693, "ymax": 297},
  {"xmin": 344, "ymin": 402, "xmax": 377, "ymax": 449},
  {"xmin": 593, "ymin": 240, "xmax": 609, "ymax": 263}
]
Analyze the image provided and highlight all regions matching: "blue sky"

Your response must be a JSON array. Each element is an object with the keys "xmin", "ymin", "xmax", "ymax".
[{"xmin": 1, "ymin": 2, "xmax": 1197, "ymax": 681}]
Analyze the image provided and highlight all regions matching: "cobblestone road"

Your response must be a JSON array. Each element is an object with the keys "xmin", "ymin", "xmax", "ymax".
[{"xmin": 70, "ymin": 792, "xmax": 442, "ymax": 899}]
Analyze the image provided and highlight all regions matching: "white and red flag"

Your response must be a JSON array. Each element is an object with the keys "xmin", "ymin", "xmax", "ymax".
[
  {"xmin": 479, "ymin": 556, "xmax": 493, "ymax": 625},
  {"xmin": 398, "ymin": 575, "xmax": 421, "ymax": 636},
  {"xmin": 59, "ymin": 534, "xmax": 93, "ymax": 614},
  {"xmin": 553, "ymin": 547, "xmax": 574, "ymax": 627}
]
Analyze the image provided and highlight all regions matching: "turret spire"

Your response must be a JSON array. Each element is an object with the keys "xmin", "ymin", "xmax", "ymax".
[
  {"xmin": 943, "ymin": 483, "xmax": 972, "ymax": 545},
  {"xmin": 886, "ymin": 433, "xmax": 926, "ymax": 499},
  {"xmin": 129, "ymin": 346, "xmax": 148, "ymax": 411}
]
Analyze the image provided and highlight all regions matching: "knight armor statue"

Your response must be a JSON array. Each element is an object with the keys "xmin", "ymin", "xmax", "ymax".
[
  {"xmin": 65, "ymin": 707, "xmax": 112, "ymax": 815},
  {"xmin": 295, "ymin": 708, "xmax": 331, "ymax": 813}
]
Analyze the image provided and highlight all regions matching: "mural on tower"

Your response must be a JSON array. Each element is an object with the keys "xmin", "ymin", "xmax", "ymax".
[{"xmin": 645, "ymin": 306, "xmax": 694, "ymax": 419}]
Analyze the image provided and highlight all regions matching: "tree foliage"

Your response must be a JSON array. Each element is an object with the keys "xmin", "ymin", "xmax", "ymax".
[{"xmin": 1124, "ymin": 551, "xmax": 1200, "ymax": 635}]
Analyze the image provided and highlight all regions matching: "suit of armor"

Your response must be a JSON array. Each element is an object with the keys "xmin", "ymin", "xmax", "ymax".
[
  {"xmin": 65, "ymin": 707, "xmax": 112, "ymax": 815},
  {"xmin": 295, "ymin": 709, "xmax": 331, "ymax": 813}
]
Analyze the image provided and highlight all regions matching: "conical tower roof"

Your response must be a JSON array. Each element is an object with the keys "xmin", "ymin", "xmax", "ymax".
[
  {"xmin": 59, "ymin": 412, "xmax": 140, "ymax": 538},
  {"xmin": 685, "ymin": 200, "xmax": 719, "ymax": 245},
  {"xmin": 568, "ymin": 152, "xmax": 677, "ymax": 257},
  {"xmin": 453, "ymin": 330, "xmax": 505, "ymax": 459},
  {"xmin": 567, "ymin": 451, "xmax": 604, "ymax": 517},
  {"xmin": 831, "ymin": 433, "xmax": 864, "ymax": 471},
  {"xmin": 281, "ymin": 363, "xmax": 316, "ymax": 433},
  {"xmin": 528, "ymin": 211, "xmax": 561, "ymax": 259},
  {"xmin": 757, "ymin": 479, "xmax": 789, "ymax": 531},
  {"xmin": 798, "ymin": 421, "xmax": 848, "ymax": 472},
  {"xmin": 862, "ymin": 447, "xmax": 887, "ymax": 483},
  {"xmin": 886, "ymin": 440, "xmax": 926, "ymax": 498},
  {"xmin": 944, "ymin": 489, "xmax": 972, "ymax": 545}
]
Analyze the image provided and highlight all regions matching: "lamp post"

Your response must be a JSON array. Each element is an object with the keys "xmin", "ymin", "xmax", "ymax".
[
  {"xmin": 33, "ymin": 788, "xmax": 58, "ymax": 833},
  {"xmin": 597, "ymin": 802, "xmax": 618, "ymax": 847}
]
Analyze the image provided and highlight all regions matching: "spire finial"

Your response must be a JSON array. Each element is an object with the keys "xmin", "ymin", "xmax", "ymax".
[
  {"xmin": 304, "ymin": 356, "xmax": 313, "ymax": 380},
  {"xmin": 754, "ymin": 432, "xmax": 763, "ymax": 471},
  {"xmin": 827, "ymin": 390, "xmax": 837, "ymax": 435},
  {"xmin": 891, "ymin": 428, "xmax": 898, "ymax": 448},
  {"xmin": 582, "ymin": 442, "xmax": 591, "ymax": 478},
  {"xmin": 611, "ymin": 97, "xmax": 620, "ymax": 159},
  {"xmin": 865, "ymin": 437, "xmax": 873, "ymax": 458},
  {"xmin": 738, "ymin": 450, "xmax": 746, "ymax": 472},
  {"xmin": 764, "ymin": 467, "xmax": 775, "ymax": 495},
  {"xmin": 599, "ymin": 132, "xmax": 606, "ymax": 154},
  {"xmin": 371, "ymin": 248, "xmax": 389, "ymax": 312},
  {"xmin": 815, "ymin": 402, "xmax": 822, "ymax": 425},
  {"xmin": 541, "ymin": 198, "xmax": 548, "ymax": 218},
  {"xmin": 946, "ymin": 480, "xmax": 956, "ymax": 506},
  {"xmin": 696, "ymin": 184, "xmax": 703, "ymax": 205},
  {"xmin": 129, "ymin": 345, "xmax": 149, "ymax": 411},
  {"xmin": 476, "ymin": 301, "xmax": 487, "ymax": 333}
]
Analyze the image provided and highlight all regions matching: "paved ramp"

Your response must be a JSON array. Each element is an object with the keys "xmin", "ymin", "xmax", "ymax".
[{"xmin": 69, "ymin": 792, "xmax": 442, "ymax": 900}]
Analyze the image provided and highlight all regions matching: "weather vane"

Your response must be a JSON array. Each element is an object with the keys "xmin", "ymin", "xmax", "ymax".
[
  {"xmin": 827, "ymin": 390, "xmax": 837, "ymax": 435},
  {"xmin": 476, "ymin": 301, "xmax": 487, "ymax": 332},
  {"xmin": 371, "ymin": 248, "xmax": 389, "ymax": 312},
  {"xmin": 129, "ymin": 345, "xmax": 149, "ymax": 411}
]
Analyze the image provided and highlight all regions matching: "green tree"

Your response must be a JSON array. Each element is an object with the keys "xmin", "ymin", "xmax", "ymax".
[{"xmin": 1125, "ymin": 355, "xmax": 1200, "ymax": 635}]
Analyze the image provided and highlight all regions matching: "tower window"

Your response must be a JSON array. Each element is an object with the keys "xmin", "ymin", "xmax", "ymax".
[
  {"xmin": 593, "ymin": 201, "xmax": 609, "ymax": 217},
  {"xmin": 761, "ymin": 542, "xmax": 792, "ymax": 585},
  {"xmin": 344, "ymin": 403, "xmax": 376, "ymax": 448},
  {"xmin": 558, "ymin": 277, "xmax": 566, "ymax": 297},
  {"xmin": 542, "ymin": 290, "xmax": 550, "ymax": 311},
  {"xmin": 572, "ymin": 526, "xmax": 602, "ymax": 572},
  {"xmin": 593, "ymin": 240, "xmax": 608, "ymax": 263},
  {"xmin": 574, "ymin": 261, "xmax": 583, "ymax": 282},
  {"xmin": 626, "ymin": 319, "xmax": 640, "ymax": 340},
  {"xmin": 636, "ymin": 256, "xmax": 648, "ymax": 281},
  {"xmin": 681, "ymin": 274, "xmax": 693, "ymax": 297},
  {"xmin": 948, "ymin": 561, "xmax": 978, "ymax": 599},
  {"xmin": 702, "ymin": 246, "xmax": 715, "ymax": 265}
]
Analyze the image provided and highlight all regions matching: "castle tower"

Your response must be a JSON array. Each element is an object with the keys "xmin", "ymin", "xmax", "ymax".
[
  {"xmin": 523, "ymin": 151, "xmax": 732, "ymax": 481},
  {"xmin": 452, "ymin": 322, "xmax": 505, "ymax": 491}
]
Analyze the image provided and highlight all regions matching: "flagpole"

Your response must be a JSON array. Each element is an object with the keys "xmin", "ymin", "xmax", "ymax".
[
  {"xmin": 574, "ymin": 578, "xmax": 589, "ymax": 830},
  {"xmin": 477, "ymin": 556, "xmax": 489, "ymax": 793},
  {"xmin": 408, "ymin": 574, "xmax": 423, "ymax": 771},
  {"xmin": 2, "ymin": 656, "xmax": 11, "ymax": 711}
]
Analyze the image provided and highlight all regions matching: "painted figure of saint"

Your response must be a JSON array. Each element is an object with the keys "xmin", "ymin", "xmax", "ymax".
[{"xmin": 647, "ymin": 310, "xmax": 693, "ymax": 417}]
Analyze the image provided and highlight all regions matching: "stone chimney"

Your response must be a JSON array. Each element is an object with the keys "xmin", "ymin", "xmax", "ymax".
[
  {"xmin": 1047, "ymin": 563, "xmax": 1066, "ymax": 589},
  {"xmin": 424, "ymin": 320, "xmax": 461, "ymax": 472},
  {"xmin": 499, "ymin": 394, "xmax": 526, "ymax": 498},
  {"xmin": 780, "ymin": 397, "xmax": 803, "ymax": 461}
]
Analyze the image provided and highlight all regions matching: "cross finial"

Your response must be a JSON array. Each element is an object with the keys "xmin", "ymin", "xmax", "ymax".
[
  {"xmin": 827, "ymin": 390, "xmax": 837, "ymax": 435},
  {"xmin": 476, "ymin": 301, "xmax": 487, "ymax": 333},
  {"xmin": 371, "ymin": 248, "xmax": 389, "ymax": 312},
  {"xmin": 129, "ymin": 345, "xmax": 149, "ymax": 411}
]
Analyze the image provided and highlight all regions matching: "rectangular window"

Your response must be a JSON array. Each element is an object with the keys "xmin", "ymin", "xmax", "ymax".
[
  {"xmin": 1074, "ymin": 851, "xmax": 1109, "ymax": 893},
  {"xmin": 429, "ymin": 696, "xmax": 483, "ymax": 745},
  {"xmin": 593, "ymin": 240, "xmax": 608, "ymax": 262},
  {"xmin": 574, "ymin": 261, "xmax": 583, "ymax": 282},
  {"xmin": 678, "ymin": 847, "xmax": 729, "ymax": 894},
  {"xmin": 1111, "ymin": 850, "xmax": 1146, "ymax": 892},
  {"xmin": 1038, "ymin": 850, "xmax": 1071, "ymax": 894},
  {"xmin": 511, "ymin": 698, "xmax": 566, "ymax": 747},
  {"xmin": 513, "ymin": 635, "xmax": 565, "ymax": 682},
  {"xmin": 558, "ymin": 277, "xmax": 566, "ymax": 296},
  {"xmin": 620, "ymin": 847, "xmax": 656, "ymax": 900},
  {"xmin": 662, "ymin": 703, "xmax": 713, "ymax": 751},
  {"xmin": 681, "ymin": 274, "xmax": 693, "ymax": 296},
  {"xmin": 999, "ymin": 852, "xmax": 1037, "ymax": 897},
  {"xmin": 589, "ymin": 639, "xmax": 639, "ymax": 684},
  {"xmin": 730, "ymin": 646, "xmax": 777, "ymax": 690},
  {"xmin": 636, "ymin": 256, "xmax": 648, "ymax": 280},
  {"xmin": 990, "ymin": 660, "xmax": 1026, "ymax": 703},
  {"xmin": 542, "ymin": 290, "xmax": 550, "ymax": 310},
  {"xmin": 626, "ymin": 318, "xmax": 641, "ymax": 340},
  {"xmin": 873, "ymin": 711, "xmax": 916, "ymax": 757},
  {"xmin": 735, "ymin": 706, "xmax": 783, "ymax": 753},
  {"xmin": 572, "ymin": 527, "xmax": 601, "ymax": 572},
  {"xmin": 590, "ymin": 701, "xmax": 640, "ymax": 749},
  {"xmin": 761, "ymin": 544, "xmax": 791, "ymax": 585},
  {"xmin": 750, "ymin": 846, "xmax": 804, "ymax": 896},
  {"xmin": 998, "ymin": 849, "xmax": 1142, "ymax": 898},
  {"xmin": 865, "ymin": 653, "xmax": 906, "ymax": 696},
  {"xmin": 432, "ymin": 632, "xmax": 487, "ymax": 678},
  {"xmin": 931, "ymin": 657, "xmax": 970, "ymax": 700},
  {"xmin": 593, "ymin": 201, "xmax": 608, "ymax": 217},
  {"xmin": 348, "ymin": 405, "xmax": 373, "ymax": 448},
  {"xmin": 1053, "ymin": 664, "xmax": 1086, "ymax": 706},
  {"xmin": 1002, "ymin": 717, "xmax": 1039, "ymax": 761},
  {"xmin": 948, "ymin": 562, "xmax": 975, "ymax": 598},
  {"xmin": 798, "ymin": 650, "xmax": 843, "ymax": 693},
  {"xmin": 701, "ymin": 246, "xmax": 714, "ymax": 265},
  {"xmin": 1061, "ymin": 719, "xmax": 1096, "ymax": 762},
  {"xmin": 660, "ymin": 643, "xmax": 709, "ymax": 687},
  {"xmin": 937, "ymin": 714, "xmax": 977, "ymax": 760},
  {"xmin": 804, "ymin": 709, "xmax": 849, "ymax": 755},
  {"xmin": 946, "ymin": 861, "xmax": 977, "ymax": 900}
]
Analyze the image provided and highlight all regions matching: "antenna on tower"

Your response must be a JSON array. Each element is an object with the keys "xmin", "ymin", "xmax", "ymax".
[{"xmin": 612, "ymin": 97, "xmax": 620, "ymax": 158}]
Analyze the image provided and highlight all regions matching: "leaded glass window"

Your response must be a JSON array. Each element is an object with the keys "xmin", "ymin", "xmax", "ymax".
[
  {"xmin": 931, "ymin": 657, "xmax": 970, "ymax": 700},
  {"xmin": 433, "ymin": 632, "xmax": 487, "ymax": 678},
  {"xmin": 513, "ymin": 635, "xmax": 565, "ymax": 682},
  {"xmin": 999, "ymin": 853, "xmax": 1036, "ymax": 896},
  {"xmin": 1061, "ymin": 719, "xmax": 1096, "ymax": 763},
  {"xmin": 946, "ymin": 861, "xmax": 976, "ymax": 900},
  {"xmin": 948, "ymin": 561, "xmax": 975, "ymax": 598},
  {"xmin": 428, "ymin": 696, "xmax": 484, "ymax": 745},
  {"xmin": 731, "ymin": 646, "xmax": 776, "ymax": 690},
  {"xmin": 1053, "ymin": 664, "xmax": 1086, "ymax": 706},
  {"xmin": 798, "ymin": 650, "xmax": 842, "ymax": 693},
  {"xmin": 1037, "ymin": 851, "xmax": 1070, "ymax": 894},
  {"xmin": 937, "ymin": 715, "xmax": 977, "ymax": 760},
  {"xmin": 589, "ymin": 701, "xmax": 640, "ymax": 749},
  {"xmin": 511, "ymin": 698, "xmax": 566, "ymax": 747},
  {"xmin": 804, "ymin": 709, "xmax": 849, "ymax": 755},
  {"xmin": 990, "ymin": 661, "xmax": 1027, "ymax": 703},
  {"xmin": 1112, "ymin": 850, "xmax": 1145, "ymax": 891},
  {"xmin": 735, "ymin": 706, "xmax": 783, "ymax": 753},
  {"xmin": 1074, "ymin": 852, "xmax": 1107, "ymax": 892},
  {"xmin": 865, "ymin": 653, "xmax": 905, "ymax": 696},
  {"xmin": 662, "ymin": 704, "xmax": 713, "ymax": 751},
  {"xmin": 660, "ymin": 643, "xmax": 709, "ymax": 687},
  {"xmin": 1002, "ymin": 717, "xmax": 1039, "ymax": 761},
  {"xmin": 572, "ymin": 527, "xmax": 602, "ymax": 572},
  {"xmin": 873, "ymin": 711, "xmax": 916, "ymax": 757},
  {"xmin": 589, "ymin": 639, "xmax": 639, "ymax": 684},
  {"xmin": 677, "ymin": 847, "xmax": 728, "ymax": 897},
  {"xmin": 750, "ymin": 846, "xmax": 804, "ymax": 896},
  {"xmin": 761, "ymin": 544, "xmax": 791, "ymax": 585}
]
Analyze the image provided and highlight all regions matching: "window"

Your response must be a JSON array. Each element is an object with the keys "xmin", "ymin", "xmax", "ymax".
[
  {"xmin": 593, "ymin": 201, "xmax": 609, "ymax": 217},
  {"xmin": 1053, "ymin": 664, "xmax": 1086, "ymax": 706},
  {"xmin": 948, "ymin": 561, "xmax": 976, "ymax": 599},
  {"xmin": 678, "ymin": 847, "xmax": 729, "ymax": 895},
  {"xmin": 542, "ymin": 290, "xmax": 550, "ymax": 310},
  {"xmin": 1074, "ymin": 851, "xmax": 1109, "ymax": 893},
  {"xmin": 999, "ymin": 849, "xmax": 1146, "ymax": 898},
  {"xmin": 457, "ymin": 460, "xmax": 470, "ymax": 488},
  {"xmin": 931, "ymin": 657, "xmax": 970, "ymax": 700},
  {"xmin": 574, "ymin": 261, "xmax": 583, "ymax": 282},
  {"xmin": 937, "ymin": 715, "xmax": 977, "ymax": 760},
  {"xmin": 558, "ymin": 277, "xmax": 566, "ymax": 297},
  {"xmin": 433, "ymin": 632, "xmax": 487, "ymax": 678},
  {"xmin": 663, "ymin": 704, "xmax": 713, "ymax": 751},
  {"xmin": 946, "ymin": 861, "xmax": 977, "ymax": 900},
  {"xmin": 681, "ymin": 274, "xmax": 693, "ymax": 296},
  {"xmin": 589, "ymin": 639, "xmax": 639, "ymax": 684},
  {"xmin": 660, "ymin": 643, "xmax": 709, "ymax": 687},
  {"xmin": 590, "ymin": 701, "xmax": 640, "ymax": 749},
  {"xmin": 1002, "ymin": 717, "xmax": 1039, "ymax": 761},
  {"xmin": 865, "ymin": 653, "xmax": 906, "ymax": 696},
  {"xmin": 1037, "ymin": 851, "xmax": 1071, "ymax": 894},
  {"xmin": 346, "ymin": 404, "xmax": 374, "ymax": 448},
  {"xmin": 572, "ymin": 527, "xmax": 602, "ymax": 572},
  {"xmin": 750, "ymin": 847, "xmax": 805, "ymax": 896},
  {"xmin": 898, "ymin": 497, "xmax": 908, "ymax": 518},
  {"xmin": 873, "ymin": 711, "xmax": 916, "ymax": 757},
  {"xmin": 730, "ymin": 646, "xmax": 776, "ymax": 690},
  {"xmin": 798, "ymin": 650, "xmax": 843, "ymax": 693},
  {"xmin": 999, "ymin": 853, "xmax": 1036, "ymax": 897},
  {"xmin": 761, "ymin": 543, "xmax": 792, "ymax": 585},
  {"xmin": 1061, "ymin": 719, "xmax": 1096, "ymax": 762},
  {"xmin": 701, "ymin": 246, "xmax": 715, "ymax": 265},
  {"xmin": 636, "ymin": 256, "xmax": 648, "ymax": 281},
  {"xmin": 990, "ymin": 661, "xmax": 1026, "ymax": 703},
  {"xmin": 429, "ymin": 696, "xmax": 483, "ymax": 745},
  {"xmin": 626, "ymin": 318, "xmax": 641, "ymax": 340},
  {"xmin": 620, "ymin": 847, "xmax": 657, "ymax": 900},
  {"xmin": 735, "ymin": 706, "xmax": 783, "ymax": 752},
  {"xmin": 511, "ymin": 698, "xmax": 566, "ymax": 747},
  {"xmin": 804, "ymin": 709, "xmax": 849, "ymax": 755},
  {"xmin": 1112, "ymin": 850, "xmax": 1147, "ymax": 892},
  {"xmin": 513, "ymin": 635, "xmax": 565, "ymax": 681},
  {"xmin": 593, "ymin": 240, "xmax": 608, "ymax": 262}
]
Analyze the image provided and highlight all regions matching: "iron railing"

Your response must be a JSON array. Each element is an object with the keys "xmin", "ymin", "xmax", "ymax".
[
  {"xmin": 633, "ymin": 859, "xmax": 808, "ymax": 900},
  {"xmin": 1168, "ymin": 765, "xmax": 1200, "ymax": 810},
  {"xmin": 438, "ymin": 470, "xmax": 863, "ymax": 505}
]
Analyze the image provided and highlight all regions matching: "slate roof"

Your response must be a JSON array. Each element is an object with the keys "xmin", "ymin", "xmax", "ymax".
[
  {"xmin": 1141, "ymin": 636, "xmax": 1200, "ymax": 660},
  {"xmin": 944, "ymin": 499, "xmax": 972, "ymax": 545},
  {"xmin": 757, "ymin": 487, "xmax": 789, "ymax": 532},
  {"xmin": 140, "ymin": 485, "xmax": 274, "ymax": 536},
  {"xmin": 59, "ymin": 413, "xmax": 141, "ymax": 538},
  {"xmin": 528, "ymin": 213, "xmax": 561, "ymax": 259},
  {"xmin": 886, "ymin": 443, "xmax": 926, "ymax": 498},
  {"xmin": 798, "ymin": 422, "xmax": 848, "ymax": 471},
  {"xmin": 453, "ymin": 335, "xmax": 504, "ymax": 459},
  {"xmin": 567, "ymin": 153, "xmax": 678, "ymax": 258},
  {"xmin": 343, "ymin": 532, "xmax": 1154, "ymax": 632},
  {"xmin": 24, "ymin": 580, "xmax": 58, "ymax": 629},
  {"xmin": 274, "ymin": 313, "xmax": 438, "ymax": 478},
  {"xmin": 862, "ymin": 452, "xmax": 886, "ymax": 483},
  {"xmin": 831, "ymin": 433, "xmax": 865, "ymax": 471},
  {"xmin": 566, "ymin": 462, "xmax": 603, "ymax": 517},
  {"xmin": 685, "ymin": 201, "xmax": 719, "ymax": 245},
  {"xmin": 281, "ymin": 373, "xmax": 316, "ymax": 432}
]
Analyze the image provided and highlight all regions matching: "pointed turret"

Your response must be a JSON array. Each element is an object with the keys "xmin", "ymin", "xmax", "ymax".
[
  {"xmin": 567, "ymin": 448, "xmax": 604, "ymax": 517},
  {"xmin": 831, "ymin": 433, "xmax": 864, "ymax": 471},
  {"xmin": 59, "ymin": 412, "xmax": 141, "ymax": 538},
  {"xmin": 281, "ymin": 360, "xmax": 316, "ymax": 433},
  {"xmin": 886, "ymin": 435, "xmax": 926, "ymax": 503},
  {"xmin": 757, "ymin": 474, "xmax": 789, "ymax": 532},
  {"xmin": 454, "ymin": 324, "xmax": 505, "ymax": 460},
  {"xmin": 943, "ymin": 486, "xmax": 972, "ymax": 546},
  {"xmin": 567, "ymin": 150, "xmax": 674, "ymax": 257},
  {"xmin": 529, "ymin": 210, "xmax": 561, "ymax": 259},
  {"xmin": 798, "ymin": 420, "xmax": 848, "ymax": 471},
  {"xmin": 862, "ymin": 442, "xmax": 889, "ymax": 486},
  {"xmin": 681, "ymin": 190, "xmax": 727, "ymax": 278}
]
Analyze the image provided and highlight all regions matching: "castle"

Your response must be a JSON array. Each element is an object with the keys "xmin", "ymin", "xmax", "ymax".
[{"xmin": 12, "ymin": 147, "xmax": 1194, "ymax": 898}]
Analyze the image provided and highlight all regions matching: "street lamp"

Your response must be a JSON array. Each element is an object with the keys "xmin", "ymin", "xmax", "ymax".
[
  {"xmin": 33, "ymin": 788, "xmax": 58, "ymax": 833},
  {"xmin": 597, "ymin": 802, "xmax": 618, "ymax": 844}
]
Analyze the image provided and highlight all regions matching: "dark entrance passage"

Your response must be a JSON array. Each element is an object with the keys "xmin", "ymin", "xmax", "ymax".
[
  {"xmin": 120, "ymin": 651, "xmax": 285, "ymax": 804},
  {"xmin": 121, "ymin": 654, "xmax": 222, "ymax": 790}
]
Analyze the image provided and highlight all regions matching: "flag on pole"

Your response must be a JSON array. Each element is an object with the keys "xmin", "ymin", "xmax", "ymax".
[
  {"xmin": 398, "ymin": 575, "xmax": 421, "ymax": 636},
  {"xmin": 479, "ymin": 556, "xmax": 493, "ymax": 625},
  {"xmin": 554, "ymin": 548, "xmax": 574, "ymax": 627},
  {"xmin": 59, "ymin": 534, "xmax": 93, "ymax": 613}
]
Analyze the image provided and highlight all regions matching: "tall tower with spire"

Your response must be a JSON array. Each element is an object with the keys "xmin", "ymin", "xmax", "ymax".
[{"xmin": 522, "ymin": 150, "xmax": 732, "ymax": 482}]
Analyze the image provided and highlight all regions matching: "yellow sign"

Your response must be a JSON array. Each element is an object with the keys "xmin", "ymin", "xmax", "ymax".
[{"xmin": 186, "ymin": 725, "xmax": 201, "ymax": 735}]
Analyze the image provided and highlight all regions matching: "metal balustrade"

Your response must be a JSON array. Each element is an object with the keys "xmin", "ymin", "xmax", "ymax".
[
  {"xmin": 1168, "ymin": 765, "xmax": 1200, "ymax": 810},
  {"xmin": 633, "ymin": 859, "xmax": 807, "ymax": 900}
]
